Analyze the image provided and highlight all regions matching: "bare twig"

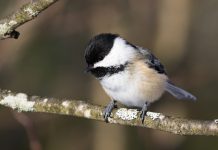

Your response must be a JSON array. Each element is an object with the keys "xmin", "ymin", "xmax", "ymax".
[
  {"xmin": 0, "ymin": 89, "xmax": 217, "ymax": 136},
  {"xmin": 0, "ymin": 0, "xmax": 58, "ymax": 40},
  {"xmin": 12, "ymin": 111, "xmax": 42, "ymax": 150}
]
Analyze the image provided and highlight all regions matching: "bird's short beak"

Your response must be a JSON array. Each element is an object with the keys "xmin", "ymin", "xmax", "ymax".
[{"xmin": 85, "ymin": 65, "xmax": 93, "ymax": 73}]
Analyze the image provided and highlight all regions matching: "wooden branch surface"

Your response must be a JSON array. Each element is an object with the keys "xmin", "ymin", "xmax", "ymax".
[
  {"xmin": 0, "ymin": 89, "xmax": 217, "ymax": 136},
  {"xmin": 0, "ymin": 0, "xmax": 58, "ymax": 40}
]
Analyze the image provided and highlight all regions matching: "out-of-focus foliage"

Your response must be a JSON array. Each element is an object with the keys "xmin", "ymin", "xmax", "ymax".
[{"xmin": 0, "ymin": 0, "xmax": 218, "ymax": 150}]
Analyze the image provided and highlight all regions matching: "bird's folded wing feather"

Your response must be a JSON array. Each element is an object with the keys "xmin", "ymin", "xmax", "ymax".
[{"xmin": 138, "ymin": 47, "xmax": 166, "ymax": 74}]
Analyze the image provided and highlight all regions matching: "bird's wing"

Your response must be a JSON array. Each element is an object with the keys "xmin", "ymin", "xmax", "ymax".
[{"xmin": 138, "ymin": 47, "xmax": 166, "ymax": 74}]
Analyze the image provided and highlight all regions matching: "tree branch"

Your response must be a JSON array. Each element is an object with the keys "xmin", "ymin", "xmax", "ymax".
[
  {"xmin": 0, "ymin": 89, "xmax": 217, "ymax": 136},
  {"xmin": 0, "ymin": 0, "xmax": 58, "ymax": 40}
]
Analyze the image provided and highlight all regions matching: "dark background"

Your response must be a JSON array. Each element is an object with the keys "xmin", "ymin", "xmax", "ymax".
[{"xmin": 0, "ymin": 0, "xmax": 218, "ymax": 150}]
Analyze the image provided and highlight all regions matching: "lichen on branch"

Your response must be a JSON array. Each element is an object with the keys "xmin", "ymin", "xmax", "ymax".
[
  {"xmin": 0, "ymin": 89, "xmax": 217, "ymax": 136},
  {"xmin": 0, "ymin": 0, "xmax": 59, "ymax": 40}
]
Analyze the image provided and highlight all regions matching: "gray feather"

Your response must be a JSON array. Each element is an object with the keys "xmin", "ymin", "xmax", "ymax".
[
  {"xmin": 166, "ymin": 81, "xmax": 196, "ymax": 101},
  {"xmin": 138, "ymin": 47, "xmax": 166, "ymax": 74}
]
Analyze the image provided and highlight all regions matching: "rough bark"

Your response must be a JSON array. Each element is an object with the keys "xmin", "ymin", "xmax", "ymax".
[
  {"xmin": 0, "ymin": 0, "xmax": 58, "ymax": 40},
  {"xmin": 0, "ymin": 89, "xmax": 217, "ymax": 136}
]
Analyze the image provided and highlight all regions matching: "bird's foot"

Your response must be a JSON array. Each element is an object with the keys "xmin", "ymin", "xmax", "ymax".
[
  {"xmin": 140, "ymin": 102, "xmax": 150, "ymax": 124},
  {"xmin": 103, "ymin": 100, "xmax": 116, "ymax": 122}
]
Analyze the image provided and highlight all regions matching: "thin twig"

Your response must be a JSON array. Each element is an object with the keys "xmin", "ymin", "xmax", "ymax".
[
  {"xmin": 12, "ymin": 111, "xmax": 42, "ymax": 150},
  {"xmin": 0, "ymin": 89, "xmax": 217, "ymax": 136},
  {"xmin": 0, "ymin": 0, "xmax": 58, "ymax": 40}
]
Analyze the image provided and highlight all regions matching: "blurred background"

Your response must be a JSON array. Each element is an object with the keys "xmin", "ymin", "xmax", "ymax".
[{"xmin": 0, "ymin": 0, "xmax": 218, "ymax": 150}]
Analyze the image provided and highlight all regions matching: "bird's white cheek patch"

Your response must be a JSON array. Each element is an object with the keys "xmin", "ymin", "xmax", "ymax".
[
  {"xmin": 94, "ymin": 37, "xmax": 135, "ymax": 68},
  {"xmin": 116, "ymin": 108, "xmax": 138, "ymax": 120}
]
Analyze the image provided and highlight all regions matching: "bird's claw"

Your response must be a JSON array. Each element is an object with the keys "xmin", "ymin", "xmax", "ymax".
[
  {"xmin": 140, "ymin": 109, "xmax": 146, "ymax": 124},
  {"xmin": 140, "ymin": 102, "xmax": 150, "ymax": 124},
  {"xmin": 103, "ymin": 100, "xmax": 116, "ymax": 122},
  {"xmin": 103, "ymin": 111, "xmax": 111, "ymax": 123}
]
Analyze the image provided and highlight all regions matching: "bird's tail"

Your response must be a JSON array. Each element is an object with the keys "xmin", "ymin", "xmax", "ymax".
[{"xmin": 165, "ymin": 81, "xmax": 196, "ymax": 101}]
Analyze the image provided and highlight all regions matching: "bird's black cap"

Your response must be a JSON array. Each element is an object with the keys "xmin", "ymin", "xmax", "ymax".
[{"xmin": 85, "ymin": 33, "xmax": 119, "ymax": 66}]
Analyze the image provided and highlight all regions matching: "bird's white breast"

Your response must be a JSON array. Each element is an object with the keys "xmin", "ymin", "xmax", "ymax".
[{"xmin": 100, "ymin": 60, "xmax": 168, "ymax": 108}]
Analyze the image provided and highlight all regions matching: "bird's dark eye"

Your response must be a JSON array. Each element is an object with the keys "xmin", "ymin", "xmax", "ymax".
[
  {"xmin": 87, "ymin": 64, "xmax": 93, "ymax": 67},
  {"xmin": 98, "ymin": 55, "xmax": 104, "ymax": 61}
]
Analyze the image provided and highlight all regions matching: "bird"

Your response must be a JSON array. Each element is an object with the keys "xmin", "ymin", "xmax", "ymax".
[{"xmin": 84, "ymin": 33, "xmax": 196, "ymax": 123}]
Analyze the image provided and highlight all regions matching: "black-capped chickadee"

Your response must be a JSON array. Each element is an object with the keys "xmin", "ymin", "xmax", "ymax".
[{"xmin": 85, "ymin": 33, "xmax": 196, "ymax": 123}]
